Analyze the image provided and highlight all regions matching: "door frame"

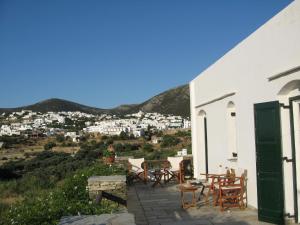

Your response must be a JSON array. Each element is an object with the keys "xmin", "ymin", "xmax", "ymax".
[
  {"xmin": 289, "ymin": 95, "xmax": 300, "ymax": 223},
  {"xmin": 204, "ymin": 117, "xmax": 208, "ymax": 174}
]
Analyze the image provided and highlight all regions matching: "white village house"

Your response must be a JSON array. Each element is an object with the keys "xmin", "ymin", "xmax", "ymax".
[{"xmin": 190, "ymin": 1, "xmax": 300, "ymax": 224}]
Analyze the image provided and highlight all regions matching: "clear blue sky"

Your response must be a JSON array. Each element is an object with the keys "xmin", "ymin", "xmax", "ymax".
[{"xmin": 0, "ymin": 0, "xmax": 293, "ymax": 109}]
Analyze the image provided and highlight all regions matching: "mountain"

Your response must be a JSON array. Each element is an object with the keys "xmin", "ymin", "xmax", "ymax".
[
  {"xmin": 0, "ymin": 84, "xmax": 190, "ymax": 117},
  {"xmin": 0, "ymin": 99, "xmax": 108, "ymax": 115},
  {"xmin": 139, "ymin": 84, "xmax": 190, "ymax": 117}
]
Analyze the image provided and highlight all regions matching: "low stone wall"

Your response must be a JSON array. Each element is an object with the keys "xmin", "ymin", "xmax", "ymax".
[
  {"xmin": 87, "ymin": 175, "xmax": 127, "ymax": 200},
  {"xmin": 58, "ymin": 176, "xmax": 133, "ymax": 225}
]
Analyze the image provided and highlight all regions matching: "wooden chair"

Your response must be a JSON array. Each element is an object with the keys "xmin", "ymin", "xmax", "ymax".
[
  {"xmin": 235, "ymin": 168, "xmax": 248, "ymax": 207},
  {"xmin": 201, "ymin": 174, "xmax": 224, "ymax": 205},
  {"xmin": 164, "ymin": 157, "xmax": 184, "ymax": 183},
  {"xmin": 201, "ymin": 166, "xmax": 230, "ymax": 205},
  {"xmin": 217, "ymin": 169, "xmax": 247, "ymax": 211},
  {"xmin": 128, "ymin": 158, "xmax": 147, "ymax": 184}
]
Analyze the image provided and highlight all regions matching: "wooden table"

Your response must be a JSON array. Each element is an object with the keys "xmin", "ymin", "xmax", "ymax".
[{"xmin": 178, "ymin": 184, "xmax": 199, "ymax": 209}]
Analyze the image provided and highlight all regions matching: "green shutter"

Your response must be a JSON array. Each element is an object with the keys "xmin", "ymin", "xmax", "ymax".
[{"xmin": 254, "ymin": 101, "xmax": 284, "ymax": 224}]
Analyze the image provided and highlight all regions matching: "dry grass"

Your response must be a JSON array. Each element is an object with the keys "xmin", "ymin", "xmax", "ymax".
[
  {"xmin": 0, "ymin": 196, "xmax": 23, "ymax": 205},
  {"xmin": 52, "ymin": 146, "xmax": 80, "ymax": 154}
]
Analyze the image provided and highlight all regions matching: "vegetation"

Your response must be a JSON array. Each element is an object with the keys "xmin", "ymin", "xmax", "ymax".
[
  {"xmin": 175, "ymin": 130, "xmax": 191, "ymax": 137},
  {"xmin": 55, "ymin": 135, "xmax": 65, "ymax": 143},
  {"xmin": 0, "ymin": 135, "xmax": 32, "ymax": 149},
  {"xmin": 102, "ymin": 132, "xmax": 136, "ymax": 141},
  {"xmin": 160, "ymin": 135, "xmax": 180, "ymax": 148},
  {"xmin": 44, "ymin": 141, "xmax": 57, "ymax": 150},
  {"xmin": 0, "ymin": 163, "xmax": 124, "ymax": 225},
  {"xmin": 142, "ymin": 143, "xmax": 154, "ymax": 153},
  {"xmin": 102, "ymin": 149, "xmax": 114, "ymax": 157},
  {"xmin": 0, "ymin": 144, "xmax": 125, "ymax": 225},
  {"xmin": 0, "ymin": 129, "xmax": 191, "ymax": 224}
]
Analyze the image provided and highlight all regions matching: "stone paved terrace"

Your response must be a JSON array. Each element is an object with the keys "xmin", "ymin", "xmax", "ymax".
[{"xmin": 127, "ymin": 182, "xmax": 281, "ymax": 225}]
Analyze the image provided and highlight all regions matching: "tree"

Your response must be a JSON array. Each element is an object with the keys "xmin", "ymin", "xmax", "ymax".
[
  {"xmin": 119, "ymin": 131, "xmax": 128, "ymax": 140},
  {"xmin": 56, "ymin": 135, "xmax": 65, "ymax": 143},
  {"xmin": 64, "ymin": 118, "xmax": 74, "ymax": 126}
]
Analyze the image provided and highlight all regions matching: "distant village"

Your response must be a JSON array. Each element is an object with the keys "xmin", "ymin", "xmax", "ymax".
[{"xmin": 0, "ymin": 110, "xmax": 191, "ymax": 142}]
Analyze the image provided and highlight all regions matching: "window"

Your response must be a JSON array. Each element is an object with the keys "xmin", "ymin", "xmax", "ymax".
[
  {"xmin": 199, "ymin": 110, "xmax": 208, "ymax": 173},
  {"xmin": 227, "ymin": 101, "xmax": 237, "ymax": 159}
]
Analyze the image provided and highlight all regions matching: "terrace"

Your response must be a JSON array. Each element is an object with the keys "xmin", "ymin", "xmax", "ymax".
[
  {"xmin": 60, "ymin": 158, "xmax": 295, "ymax": 225},
  {"xmin": 127, "ymin": 182, "xmax": 272, "ymax": 225}
]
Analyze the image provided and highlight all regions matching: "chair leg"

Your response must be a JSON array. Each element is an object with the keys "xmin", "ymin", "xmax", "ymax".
[
  {"xmin": 215, "ymin": 189, "xmax": 220, "ymax": 207},
  {"xmin": 205, "ymin": 188, "xmax": 211, "ymax": 205},
  {"xmin": 219, "ymin": 190, "xmax": 224, "ymax": 211}
]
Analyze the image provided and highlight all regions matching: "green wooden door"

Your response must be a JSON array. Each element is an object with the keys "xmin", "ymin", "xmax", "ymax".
[{"xmin": 254, "ymin": 101, "xmax": 284, "ymax": 224}]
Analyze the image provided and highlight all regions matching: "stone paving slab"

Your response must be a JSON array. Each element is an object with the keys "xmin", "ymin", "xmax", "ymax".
[
  {"xmin": 58, "ymin": 213, "xmax": 135, "ymax": 225},
  {"xmin": 127, "ymin": 182, "xmax": 281, "ymax": 225}
]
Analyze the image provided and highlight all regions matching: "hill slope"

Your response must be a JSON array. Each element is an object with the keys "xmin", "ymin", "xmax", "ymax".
[
  {"xmin": 0, "ymin": 99, "xmax": 107, "ymax": 115},
  {"xmin": 140, "ymin": 84, "xmax": 190, "ymax": 116},
  {"xmin": 0, "ymin": 84, "xmax": 190, "ymax": 117}
]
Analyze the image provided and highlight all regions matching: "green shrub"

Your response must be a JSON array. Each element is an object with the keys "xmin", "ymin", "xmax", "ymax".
[
  {"xmin": 55, "ymin": 135, "xmax": 65, "ymax": 143},
  {"xmin": 44, "ymin": 142, "xmax": 56, "ymax": 150},
  {"xmin": 142, "ymin": 143, "xmax": 154, "ymax": 153},
  {"xmin": 1, "ymin": 163, "xmax": 125, "ymax": 225},
  {"xmin": 175, "ymin": 130, "xmax": 191, "ymax": 137},
  {"xmin": 102, "ymin": 149, "xmax": 114, "ymax": 157},
  {"xmin": 119, "ymin": 131, "xmax": 128, "ymax": 140},
  {"xmin": 160, "ymin": 135, "xmax": 180, "ymax": 148},
  {"xmin": 0, "ymin": 135, "xmax": 29, "ymax": 149},
  {"xmin": 113, "ymin": 143, "xmax": 123, "ymax": 153}
]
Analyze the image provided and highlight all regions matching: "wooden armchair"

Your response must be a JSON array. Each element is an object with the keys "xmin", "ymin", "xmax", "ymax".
[
  {"xmin": 164, "ymin": 157, "xmax": 184, "ymax": 183},
  {"xmin": 201, "ymin": 166, "xmax": 230, "ymax": 205},
  {"xmin": 217, "ymin": 169, "xmax": 247, "ymax": 211},
  {"xmin": 128, "ymin": 158, "xmax": 147, "ymax": 184},
  {"xmin": 202, "ymin": 173, "xmax": 226, "ymax": 205}
]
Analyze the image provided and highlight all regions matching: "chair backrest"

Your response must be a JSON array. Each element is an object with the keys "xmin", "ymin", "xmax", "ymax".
[
  {"xmin": 237, "ymin": 168, "xmax": 247, "ymax": 191},
  {"xmin": 167, "ymin": 156, "xmax": 183, "ymax": 171},
  {"xmin": 128, "ymin": 158, "xmax": 144, "ymax": 172},
  {"xmin": 236, "ymin": 168, "xmax": 247, "ymax": 178}
]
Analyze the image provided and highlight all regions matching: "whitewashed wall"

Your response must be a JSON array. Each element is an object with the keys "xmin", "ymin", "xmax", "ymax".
[{"xmin": 190, "ymin": 0, "xmax": 300, "ymax": 216}]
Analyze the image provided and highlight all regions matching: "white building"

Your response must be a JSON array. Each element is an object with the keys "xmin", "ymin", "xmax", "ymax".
[
  {"xmin": 64, "ymin": 132, "xmax": 80, "ymax": 142},
  {"xmin": 132, "ymin": 128, "xmax": 145, "ymax": 137},
  {"xmin": 183, "ymin": 119, "xmax": 191, "ymax": 129},
  {"xmin": 190, "ymin": 1, "xmax": 300, "ymax": 224}
]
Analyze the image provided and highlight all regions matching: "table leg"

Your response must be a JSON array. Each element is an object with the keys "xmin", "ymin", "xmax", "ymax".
[
  {"xmin": 152, "ymin": 174, "xmax": 163, "ymax": 187},
  {"xmin": 198, "ymin": 185, "xmax": 205, "ymax": 201}
]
